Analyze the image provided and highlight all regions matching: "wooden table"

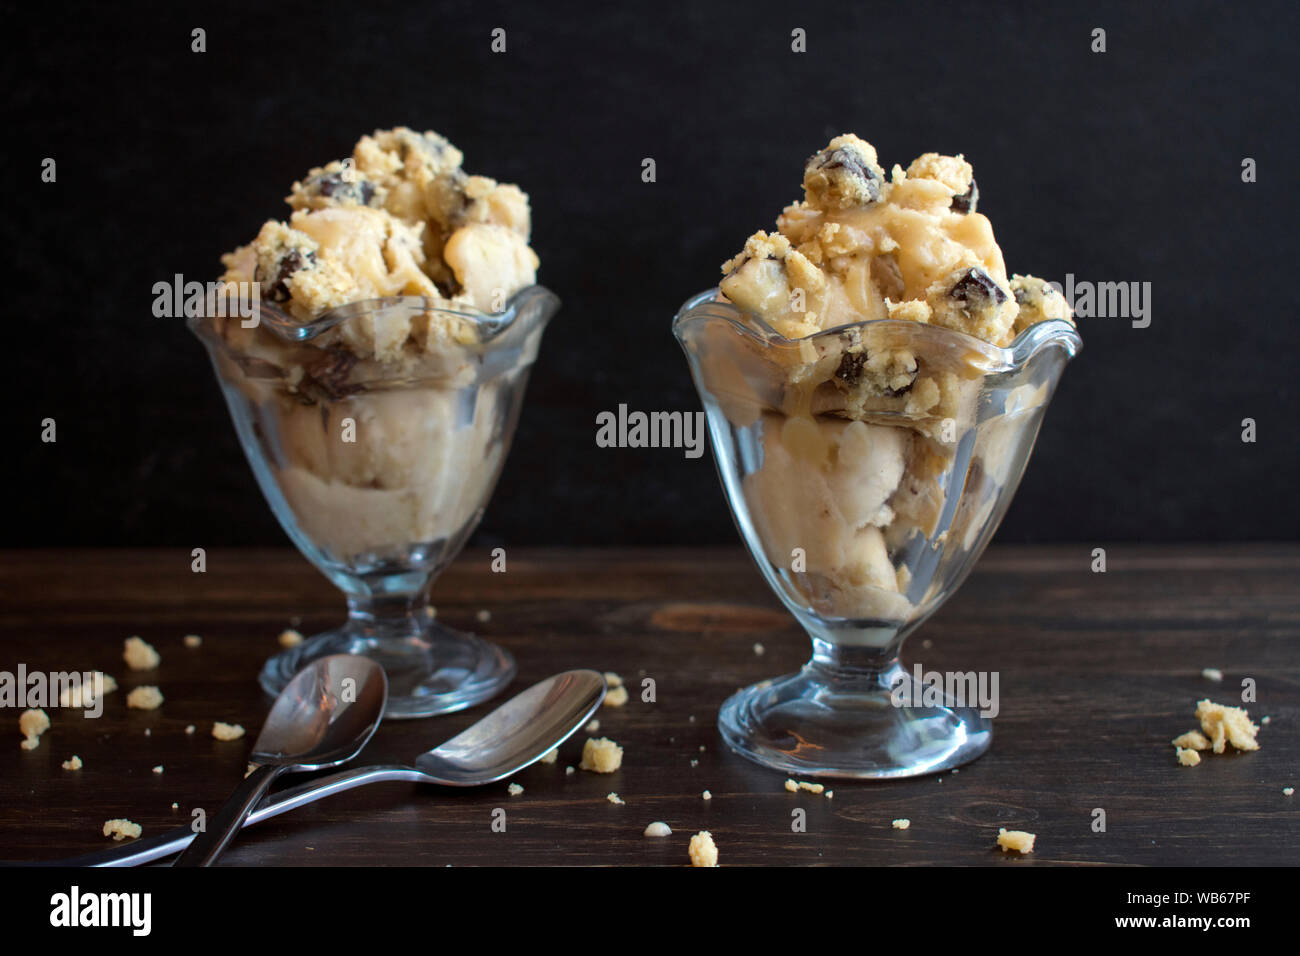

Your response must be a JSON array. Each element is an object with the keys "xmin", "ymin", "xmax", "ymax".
[{"xmin": 1, "ymin": 546, "xmax": 1296, "ymax": 866}]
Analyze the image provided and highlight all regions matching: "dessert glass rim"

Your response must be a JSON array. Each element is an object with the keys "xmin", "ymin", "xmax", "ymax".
[
  {"xmin": 188, "ymin": 284, "xmax": 560, "ymax": 347},
  {"xmin": 672, "ymin": 287, "xmax": 1082, "ymax": 370}
]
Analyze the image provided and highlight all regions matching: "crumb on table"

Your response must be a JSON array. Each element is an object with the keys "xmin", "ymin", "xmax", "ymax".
[
  {"xmin": 996, "ymin": 828, "xmax": 1036, "ymax": 854},
  {"xmin": 18, "ymin": 708, "xmax": 50, "ymax": 750},
  {"xmin": 580, "ymin": 737, "xmax": 623, "ymax": 773},
  {"xmin": 123, "ymin": 636, "xmax": 160, "ymax": 671},
  {"xmin": 212, "ymin": 721, "xmax": 245, "ymax": 741},
  {"xmin": 103, "ymin": 819, "xmax": 142, "ymax": 841},
  {"xmin": 688, "ymin": 830, "xmax": 718, "ymax": 867},
  {"xmin": 126, "ymin": 686, "xmax": 164, "ymax": 710}
]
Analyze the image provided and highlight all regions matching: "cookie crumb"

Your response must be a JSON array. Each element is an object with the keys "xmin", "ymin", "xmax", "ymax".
[
  {"xmin": 1176, "ymin": 747, "xmax": 1201, "ymax": 767},
  {"xmin": 606, "ymin": 792, "xmax": 625, "ymax": 805},
  {"xmin": 784, "ymin": 779, "xmax": 799, "ymax": 793},
  {"xmin": 539, "ymin": 748, "xmax": 558, "ymax": 765},
  {"xmin": 278, "ymin": 629, "xmax": 304, "ymax": 648},
  {"xmin": 62, "ymin": 755, "xmax": 82, "ymax": 771},
  {"xmin": 644, "ymin": 821, "xmax": 672, "ymax": 837},
  {"xmin": 892, "ymin": 819, "xmax": 910, "ymax": 830},
  {"xmin": 507, "ymin": 782, "xmax": 524, "ymax": 796},
  {"xmin": 126, "ymin": 686, "xmax": 164, "ymax": 710},
  {"xmin": 184, "ymin": 724, "xmax": 196, "ymax": 735},
  {"xmin": 18, "ymin": 708, "xmax": 50, "ymax": 750},
  {"xmin": 123, "ymin": 636, "xmax": 160, "ymax": 671},
  {"xmin": 152, "ymin": 765, "xmax": 164, "ymax": 775},
  {"xmin": 996, "ymin": 828, "xmax": 1035, "ymax": 853},
  {"xmin": 604, "ymin": 685, "xmax": 629, "ymax": 708},
  {"xmin": 785, "ymin": 778, "xmax": 823, "ymax": 794},
  {"xmin": 753, "ymin": 642, "xmax": 765, "ymax": 656},
  {"xmin": 212, "ymin": 721, "xmax": 245, "ymax": 741},
  {"xmin": 702, "ymin": 790, "xmax": 712, "ymax": 800},
  {"xmin": 1283, "ymin": 787, "xmax": 1294, "ymax": 797},
  {"xmin": 1172, "ymin": 730, "xmax": 1210, "ymax": 751},
  {"xmin": 1201, "ymin": 667, "xmax": 1223, "ymax": 681},
  {"xmin": 171, "ymin": 802, "xmax": 179, "ymax": 809},
  {"xmin": 424, "ymin": 605, "xmax": 437, "ymax": 619},
  {"xmin": 565, "ymin": 765, "xmax": 575, "ymax": 775},
  {"xmin": 579, "ymin": 737, "xmax": 624, "ymax": 773},
  {"xmin": 476, "ymin": 609, "xmax": 491, "ymax": 623},
  {"xmin": 183, "ymin": 634, "xmax": 203, "ymax": 648},
  {"xmin": 690, "ymin": 759, "xmax": 699, "ymax": 767},
  {"xmin": 688, "ymin": 830, "xmax": 718, "ymax": 867},
  {"xmin": 825, "ymin": 791, "xmax": 834, "ymax": 799},
  {"xmin": 1195, "ymin": 699, "xmax": 1259, "ymax": 753},
  {"xmin": 585, "ymin": 719, "xmax": 600, "ymax": 734},
  {"xmin": 103, "ymin": 819, "xmax": 142, "ymax": 841}
]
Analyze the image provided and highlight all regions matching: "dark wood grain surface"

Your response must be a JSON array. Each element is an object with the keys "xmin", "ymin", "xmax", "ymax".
[{"xmin": 1, "ymin": 546, "xmax": 1296, "ymax": 867}]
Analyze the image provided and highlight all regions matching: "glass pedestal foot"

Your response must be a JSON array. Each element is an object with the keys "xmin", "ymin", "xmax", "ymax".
[
  {"xmin": 718, "ymin": 662, "xmax": 992, "ymax": 779},
  {"xmin": 258, "ymin": 621, "xmax": 515, "ymax": 719}
]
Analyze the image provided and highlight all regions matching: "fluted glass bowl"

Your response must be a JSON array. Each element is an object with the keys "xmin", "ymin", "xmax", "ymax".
[
  {"xmin": 674, "ymin": 288, "xmax": 1080, "ymax": 777},
  {"xmin": 190, "ymin": 287, "xmax": 559, "ymax": 718}
]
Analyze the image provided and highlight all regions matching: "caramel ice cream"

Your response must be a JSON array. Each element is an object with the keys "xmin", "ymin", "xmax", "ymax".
[
  {"xmin": 206, "ymin": 128, "xmax": 546, "ymax": 563},
  {"xmin": 702, "ymin": 134, "xmax": 1077, "ymax": 629}
]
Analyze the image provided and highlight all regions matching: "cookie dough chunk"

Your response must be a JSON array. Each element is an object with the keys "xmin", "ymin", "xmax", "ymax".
[
  {"xmin": 288, "ymin": 160, "xmax": 385, "ymax": 211},
  {"xmin": 906, "ymin": 152, "xmax": 977, "ymax": 213},
  {"xmin": 927, "ymin": 265, "xmax": 1016, "ymax": 343},
  {"xmin": 251, "ymin": 221, "xmax": 322, "ymax": 305},
  {"xmin": 803, "ymin": 134, "xmax": 885, "ymax": 210},
  {"xmin": 1010, "ymin": 274, "xmax": 1074, "ymax": 336}
]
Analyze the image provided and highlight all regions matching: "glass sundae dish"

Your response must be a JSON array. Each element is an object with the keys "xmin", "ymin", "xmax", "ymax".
[
  {"xmin": 674, "ymin": 135, "xmax": 1082, "ymax": 777},
  {"xmin": 190, "ymin": 128, "xmax": 557, "ymax": 717}
]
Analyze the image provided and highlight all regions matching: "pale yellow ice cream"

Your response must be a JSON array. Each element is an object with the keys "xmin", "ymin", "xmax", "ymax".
[
  {"xmin": 206, "ymin": 128, "xmax": 544, "ymax": 562},
  {"xmin": 705, "ymin": 135, "xmax": 1075, "ymax": 628}
]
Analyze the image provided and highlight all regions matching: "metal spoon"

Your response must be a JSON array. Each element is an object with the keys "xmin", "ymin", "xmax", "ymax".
[
  {"xmin": 34, "ymin": 669, "xmax": 604, "ymax": 867},
  {"xmin": 173, "ymin": 654, "xmax": 388, "ymax": 866}
]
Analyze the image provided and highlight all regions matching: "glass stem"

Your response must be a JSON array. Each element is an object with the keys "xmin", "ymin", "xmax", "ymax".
[
  {"xmin": 346, "ymin": 592, "xmax": 425, "ymax": 640},
  {"xmin": 808, "ymin": 635, "xmax": 906, "ymax": 692}
]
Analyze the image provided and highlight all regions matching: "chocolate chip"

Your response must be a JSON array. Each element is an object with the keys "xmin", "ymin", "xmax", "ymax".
[
  {"xmin": 949, "ymin": 268, "xmax": 1008, "ymax": 307},
  {"xmin": 806, "ymin": 147, "xmax": 882, "ymax": 203},
  {"xmin": 260, "ymin": 249, "xmax": 317, "ymax": 303},
  {"xmin": 950, "ymin": 178, "xmax": 978, "ymax": 214},
  {"xmin": 306, "ymin": 172, "xmax": 378, "ymax": 207},
  {"xmin": 299, "ymin": 348, "xmax": 361, "ymax": 403},
  {"xmin": 835, "ymin": 350, "xmax": 867, "ymax": 384}
]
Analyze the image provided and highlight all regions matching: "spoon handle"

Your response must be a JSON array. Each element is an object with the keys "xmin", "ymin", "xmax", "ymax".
[
  {"xmin": 12, "ymin": 766, "xmax": 424, "ymax": 868},
  {"xmin": 173, "ymin": 764, "xmax": 285, "ymax": 866}
]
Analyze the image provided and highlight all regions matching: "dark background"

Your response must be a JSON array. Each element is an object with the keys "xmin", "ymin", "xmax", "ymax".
[{"xmin": 7, "ymin": 0, "xmax": 1297, "ymax": 547}]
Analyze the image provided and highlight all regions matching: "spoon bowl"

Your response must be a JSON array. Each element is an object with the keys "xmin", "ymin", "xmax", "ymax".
[{"xmin": 173, "ymin": 654, "xmax": 387, "ymax": 866}]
